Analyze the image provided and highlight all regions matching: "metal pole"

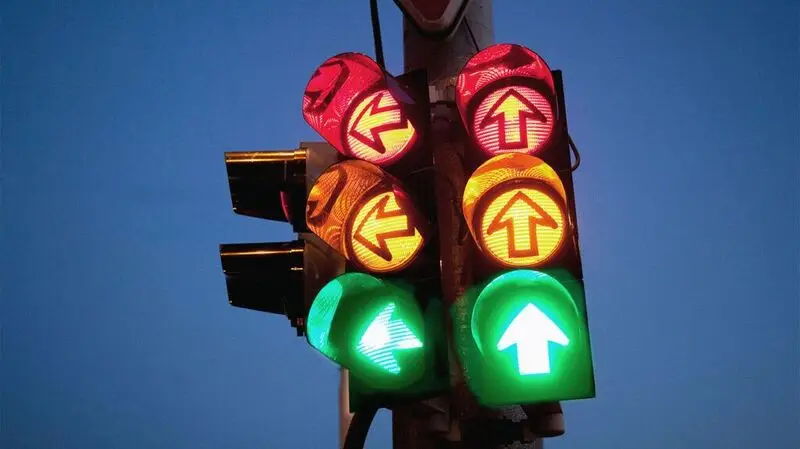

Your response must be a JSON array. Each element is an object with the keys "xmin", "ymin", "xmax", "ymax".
[
  {"xmin": 339, "ymin": 368, "xmax": 353, "ymax": 448},
  {"xmin": 396, "ymin": 1, "xmax": 544, "ymax": 448}
]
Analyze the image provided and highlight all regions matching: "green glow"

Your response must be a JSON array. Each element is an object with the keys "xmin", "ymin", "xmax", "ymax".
[
  {"xmin": 357, "ymin": 303, "xmax": 423, "ymax": 374},
  {"xmin": 454, "ymin": 269, "xmax": 596, "ymax": 406},
  {"xmin": 497, "ymin": 303, "xmax": 569, "ymax": 375},
  {"xmin": 307, "ymin": 272, "xmax": 383, "ymax": 361},
  {"xmin": 306, "ymin": 273, "xmax": 426, "ymax": 389},
  {"xmin": 305, "ymin": 277, "xmax": 342, "ymax": 358}
]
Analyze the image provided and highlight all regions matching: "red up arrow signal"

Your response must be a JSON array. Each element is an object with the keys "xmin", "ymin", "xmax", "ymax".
[{"xmin": 479, "ymin": 88, "xmax": 547, "ymax": 151}]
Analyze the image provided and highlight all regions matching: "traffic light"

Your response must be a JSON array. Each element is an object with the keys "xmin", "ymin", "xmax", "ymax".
[
  {"xmin": 300, "ymin": 53, "xmax": 448, "ymax": 406},
  {"xmin": 304, "ymin": 160, "xmax": 426, "ymax": 274},
  {"xmin": 219, "ymin": 143, "xmax": 345, "ymax": 335},
  {"xmin": 451, "ymin": 44, "xmax": 596, "ymax": 406},
  {"xmin": 306, "ymin": 272, "xmax": 426, "ymax": 390},
  {"xmin": 219, "ymin": 43, "xmax": 595, "ymax": 418},
  {"xmin": 302, "ymin": 52, "xmax": 427, "ymax": 169}
]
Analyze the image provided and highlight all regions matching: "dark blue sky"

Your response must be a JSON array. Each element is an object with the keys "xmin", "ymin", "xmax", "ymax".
[{"xmin": 2, "ymin": 1, "xmax": 798, "ymax": 448}]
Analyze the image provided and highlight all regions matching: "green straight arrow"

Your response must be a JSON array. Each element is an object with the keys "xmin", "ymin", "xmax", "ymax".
[{"xmin": 497, "ymin": 303, "xmax": 569, "ymax": 375}]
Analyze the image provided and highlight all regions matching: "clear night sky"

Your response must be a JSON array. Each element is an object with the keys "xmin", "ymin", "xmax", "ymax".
[{"xmin": 3, "ymin": 1, "xmax": 798, "ymax": 448}]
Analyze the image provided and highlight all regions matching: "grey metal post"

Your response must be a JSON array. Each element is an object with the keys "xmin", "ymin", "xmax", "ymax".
[
  {"xmin": 339, "ymin": 368, "xmax": 353, "ymax": 448},
  {"xmin": 396, "ymin": 1, "xmax": 543, "ymax": 448}
]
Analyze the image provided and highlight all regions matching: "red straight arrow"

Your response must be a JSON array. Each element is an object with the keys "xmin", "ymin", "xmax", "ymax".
[{"xmin": 479, "ymin": 88, "xmax": 547, "ymax": 151}]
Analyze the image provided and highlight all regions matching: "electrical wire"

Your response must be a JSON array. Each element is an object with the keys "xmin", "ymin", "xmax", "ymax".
[
  {"xmin": 568, "ymin": 135, "xmax": 581, "ymax": 172},
  {"xmin": 343, "ymin": 407, "xmax": 378, "ymax": 449},
  {"xmin": 464, "ymin": 18, "xmax": 480, "ymax": 52},
  {"xmin": 369, "ymin": 0, "xmax": 385, "ymax": 69}
]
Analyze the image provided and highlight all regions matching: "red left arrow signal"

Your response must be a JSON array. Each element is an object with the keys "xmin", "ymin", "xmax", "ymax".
[
  {"xmin": 348, "ymin": 91, "xmax": 414, "ymax": 155},
  {"xmin": 479, "ymin": 88, "xmax": 548, "ymax": 151}
]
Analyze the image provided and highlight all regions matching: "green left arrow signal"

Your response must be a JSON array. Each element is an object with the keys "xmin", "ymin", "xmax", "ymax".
[
  {"xmin": 357, "ymin": 302, "xmax": 423, "ymax": 374},
  {"xmin": 497, "ymin": 303, "xmax": 569, "ymax": 375}
]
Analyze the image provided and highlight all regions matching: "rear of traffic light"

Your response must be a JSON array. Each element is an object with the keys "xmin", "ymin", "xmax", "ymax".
[
  {"xmin": 301, "ymin": 54, "xmax": 448, "ymax": 408},
  {"xmin": 220, "ymin": 240, "xmax": 303, "ymax": 316},
  {"xmin": 452, "ymin": 44, "xmax": 596, "ymax": 406},
  {"xmin": 219, "ymin": 144, "xmax": 344, "ymax": 335},
  {"xmin": 224, "ymin": 149, "xmax": 308, "ymax": 230}
]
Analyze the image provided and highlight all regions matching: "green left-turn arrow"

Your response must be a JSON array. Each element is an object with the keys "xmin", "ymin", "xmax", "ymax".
[{"xmin": 357, "ymin": 302, "xmax": 423, "ymax": 374}]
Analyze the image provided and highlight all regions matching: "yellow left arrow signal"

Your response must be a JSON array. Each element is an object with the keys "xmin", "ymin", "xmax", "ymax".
[{"xmin": 348, "ymin": 190, "xmax": 424, "ymax": 273}]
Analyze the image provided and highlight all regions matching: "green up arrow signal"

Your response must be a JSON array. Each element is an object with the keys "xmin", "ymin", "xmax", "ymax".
[
  {"xmin": 497, "ymin": 303, "xmax": 569, "ymax": 375},
  {"xmin": 357, "ymin": 302, "xmax": 423, "ymax": 374},
  {"xmin": 454, "ymin": 269, "xmax": 596, "ymax": 406}
]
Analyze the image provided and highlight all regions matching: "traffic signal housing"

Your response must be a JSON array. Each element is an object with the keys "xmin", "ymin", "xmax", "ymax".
[
  {"xmin": 452, "ymin": 44, "xmax": 595, "ymax": 406},
  {"xmin": 300, "ymin": 55, "xmax": 448, "ymax": 409},
  {"xmin": 219, "ymin": 143, "xmax": 344, "ymax": 335},
  {"xmin": 306, "ymin": 272, "xmax": 427, "ymax": 390},
  {"xmin": 305, "ymin": 159, "xmax": 427, "ymax": 274}
]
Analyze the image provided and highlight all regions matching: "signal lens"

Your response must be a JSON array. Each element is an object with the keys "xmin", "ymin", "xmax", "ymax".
[
  {"xmin": 306, "ymin": 160, "xmax": 426, "ymax": 273},
  {"xmin": 456, "ymin": 44, "xmax": 558, "ymax": 156},
  {"xmin": 302, "ymin": 53, "xmax": 420, "ymax": 166},
  {"xmin": 471, "ymin": 85, "xmax": 555, "ymax": 156},
  {"xmin": 452, "ymin": 269, "xmax": 595, "ymax": 406},
  {"xmin": 345, "ymin": 89, "xmax": 418, "ymax": 165},
  {"xmin": 463, "ymin": 153, "xmax": 568, "ymax": 268},
  {"xmin": 347, "ymin": 189, "xmax": 424, "ymax": 273},
  {"xmin": 307, "ymin": 273, "xmax": 426, "ymax": 388}
]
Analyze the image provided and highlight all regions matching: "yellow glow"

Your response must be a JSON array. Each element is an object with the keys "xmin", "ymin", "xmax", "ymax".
[
  {"xmin": 345, "ymin": 89, "xmax": 417, "ymax": 165},
  {"xmin": 347, "ymin": 190, "xmax": 424, "ymax": 273},
  {"xmin": 472, "ymin": 85, "xmax": 555, "ymax": 156},
  {"xmin": 224, "ymin": 149, "xmax": 306, "ymax": 164},
  {"xmin": 306, "ymin": 160, "xmax": 385, "ymax": 255},
  {"xmin": 479, "ymin": 187, "xmax": 565, "ymax": 267},
  {"xmin": 463, "ymin": 153, "xmax": 568, "ymax": 268}
]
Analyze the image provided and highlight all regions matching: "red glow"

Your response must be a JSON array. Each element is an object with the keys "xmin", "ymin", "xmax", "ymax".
[
  {"xmin": 279, "ymin": 190, "xmax": 292, "ymax": 222},
  {"xmin": 345, "ymin": 89, "xmax": 418, "ymax": 165},
  {"xmin": 302, "ymin": 53, "xmax": 418, "ymax": 166},
  {"xmin": 456, "ymin": 44, "xmax": 558, "ymax": 156},
  {"xmin": 472, "ymin": 85, "xmax": 555, "ymax": 156}
]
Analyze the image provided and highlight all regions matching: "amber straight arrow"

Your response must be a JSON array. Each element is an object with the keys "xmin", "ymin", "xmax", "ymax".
[{"xmin": 486, "ymin": 190, "xmax": 558, "ymax": 258}]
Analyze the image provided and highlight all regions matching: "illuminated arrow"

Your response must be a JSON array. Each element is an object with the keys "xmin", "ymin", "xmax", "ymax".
[
  {"xmin": 353, "ymin": 193, "xmax": 416, "ymax": 261},
  {"xmin": 349, "ymin": 92, "xmax": 412, "ymax": 154},
  {"xmin": 357, "ymin": 303, "xmax": 422, "ymax": 374},
  {"xmin": 497, "ymin": 303, "xmax": 569, "ymax": 375},
  {"xmin": 479, "ymin": 89, "xmax": 547, "ymax": 150},
  {"xmin": 486, "ymin": 190, "xmax": 558, "ymax": 258}
]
